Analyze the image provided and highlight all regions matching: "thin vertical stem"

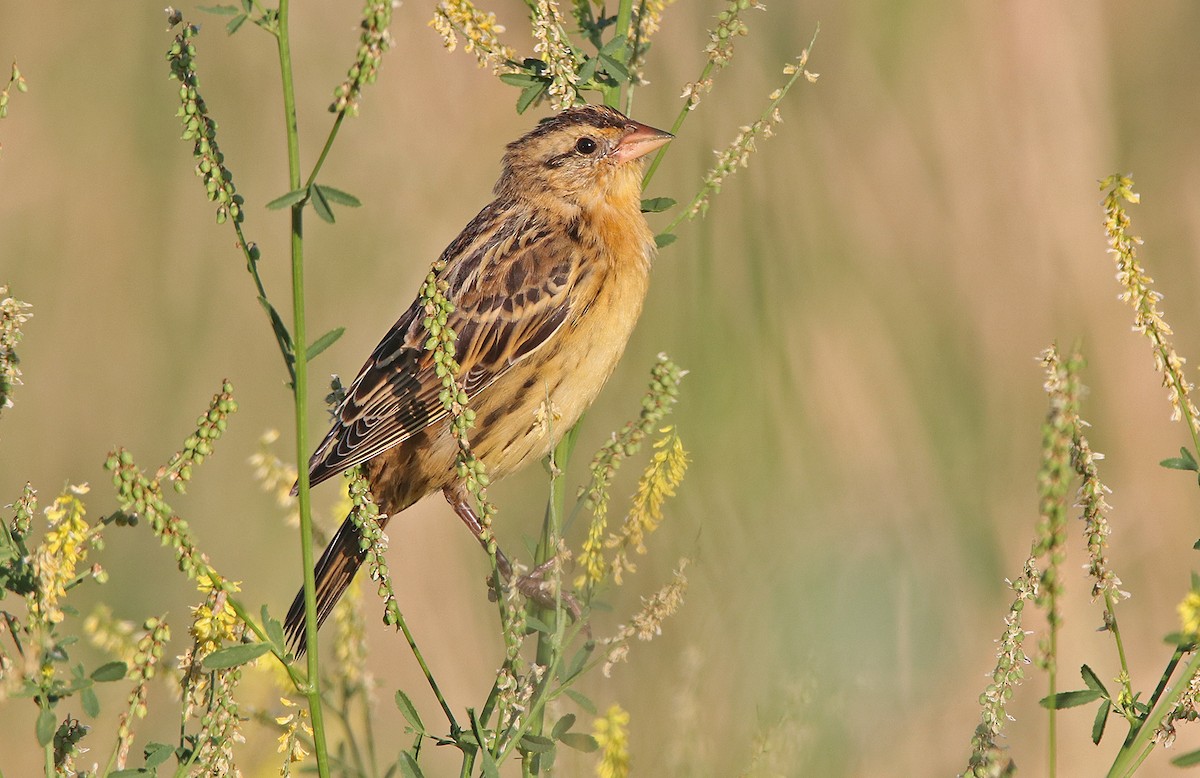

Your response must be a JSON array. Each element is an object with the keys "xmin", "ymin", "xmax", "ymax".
[
  {"xmin": 614, "ymin": 0, "xmax": 634, "ymax": 56},
  {"xmin": 1102, "ymin": 590, "xmax": 1134, "ymax": 708},
  {"xmin": 1047, "ymin": 628, "xmax": 1057, "ymax": 778},
  {"xmin": 42, "ymin": 724, "xmax": 53, "ymax": 778},
  {"xmin": 641, "ymin": 60, "xmax": 712, "ymax": 187},
  {"xmin": 526, "ymin": 424, "xmax": 579, "ymax": 774},
  {"xmin": 599, "ymin": 0, "xmax": 634, "ymax": 109},
  {"xmin": 1109, "ymin": 651, "xmax": 1200, "ymax": 776},
  {"xmin": 274, "ymin": 2, "xmax": 330, "ymax": 776}
]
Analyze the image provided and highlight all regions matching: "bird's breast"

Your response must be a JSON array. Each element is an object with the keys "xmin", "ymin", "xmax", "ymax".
[{"xmin": 467, "ymin": 228, "xmax": 653, "ymax": 477}]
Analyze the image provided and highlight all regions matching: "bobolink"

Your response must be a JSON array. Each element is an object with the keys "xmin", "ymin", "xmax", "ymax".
[{"xmin": 284, "ymin": 104, "xmax": 672, "ymax": 650}]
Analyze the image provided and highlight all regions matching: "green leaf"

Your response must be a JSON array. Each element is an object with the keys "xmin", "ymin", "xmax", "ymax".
[
  {"xmin": 81, "ymin": 686, "xmax": 100, "ymax": 717},
  {"xmin": 258, "ymin": 296, "xmax": 295, "ymax": 355},
  {"xmin": 564, "ymin": 689, "xmax": 596, "ymax": 714},
  {"xmin": 577, "ymin": 57, "xmax": 599, "ymax": 84},
  {"xmin": 395, "ymin": 690, "xmax": 425, "ymax": 733},
  {"xmin": 654, "ymin": 233, "xmax": 677, "ymax": 249},
  {"xmin": 599, "ymin": 34, "xmax": 628, "ymax": 57},
  {"xmin": 91, "ymin": 660, "xmax": 128, "ymax": 682},
  {"xmin": 397, "ymin": 751, "xmax": 425, "ymax": 778},
  {"xmin": 35, "ymin": 706, "xmax": 55, "ymax": 746},
  {"xmin": 201, "ymin": 642, "xmax": 270, "ymax": 670},
  {"xmin": 524, "ymin": 614, "xmax": 553, "ymax": 634},
  {"xmin": 598, "ymin": 54, "xmax": 629, "ymax": 81},
  {"xmin": 520, "ymin": 734, "xmax": 556, "ymax": 753},
  {"xmin": 226, "ymin": 14, "xmax": 248, "ymax": 35},
  {"xmin": 1092, "ymin": 698, "xmax": 1110, "ymax": 745},
  {"xmin": 560, "ymin": 644, "xmax": 592, "ymax": 683},
  {"xmin": 198, "ymin": 4, "xmax": 239, "ymax": 14},
  {"xmin": 265, "ymin": 188, "xmax": 308, "ymax": 210},
  {"xmin": 552, "ymin": 713, "xmax": 576, "ymax": 739},
  {"xmin": 1038, "ymin": 688, "xmax": 1103, "ymax": 709},
  {"xmin": 314, "ymin": 184, "xmax": 362, "ymax": 208},
  {"xmin": 1079, "ymin": 664, "xmax": 1108, "ymax": 696},
  {"xmin": 1164, "ymin": 631, "xmax": 1199, "ymax": 648},
  {"xmin": 480, "ymin": 751, "xmax": 499, "ymax": 778},
  {"xmin": 641, "ymin": 197, "xmax": 676, "ymax": 213},
  {"xmin": 144, "ymin": 742, "xmax": 176, "ymax": 769},
  {"xmin": 306, "ymin": 327, "xmax": 345, "ymax": 361},
  {"xmin": 310, "ymin": 184, "xmax": 336, "ymax": 224},
  {"xmin": 1173, "ymin": 747, "xmax": 1200, "ymax": 767},
  {"xmin": 516, "ymin": 82, "xmax": 548, "ymax": 115},
  {"xmin": 499, "ymin": 73, "xmax": 545, "ymax": 88},
  {"xmin": 1162, "ymin": 447, "xmax": 1199, "ymax": 471},
  {"xmin": 470, "ymin": 709, "xmax": 499, "ymax": 778},
  {"xmin": 262, "ymin": 605, "xmax": 286, "ymax": 653},
  {"xmin": 558, "ymin": 732, "xmax": 599, "ymax": 752}
]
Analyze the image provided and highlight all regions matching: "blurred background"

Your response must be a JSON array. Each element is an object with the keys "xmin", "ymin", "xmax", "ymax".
[{"xmin": 4, "ymin": 0, "xmax": 1200, "ymax": 774}]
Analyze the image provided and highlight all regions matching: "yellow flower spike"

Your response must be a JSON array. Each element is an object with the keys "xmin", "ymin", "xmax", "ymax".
[
  {"xmin": 608, "ymin": 426, "xmax": 688, "ymax": 584},
  {"xmin": 593, "ymin": 704, "xmax": 631, "ymax": 778},
  {"xmin": 30, "ymin": 484, "xmax": 92, "ymax": 624},
  {"xmin": 1179, "ymin": 591, "xmax": 1200, "ymax": 637}
]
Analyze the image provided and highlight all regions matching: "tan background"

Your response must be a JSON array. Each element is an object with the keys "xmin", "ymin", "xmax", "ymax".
[{"xmin": 3, "ymin": 0, "xmax": 1200, "ymax": 774}]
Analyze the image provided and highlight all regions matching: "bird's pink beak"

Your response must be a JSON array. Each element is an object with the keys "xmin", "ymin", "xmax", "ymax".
[{"xmin": 611, "ymin": 120, "xmax": 673, "ymax": 164}]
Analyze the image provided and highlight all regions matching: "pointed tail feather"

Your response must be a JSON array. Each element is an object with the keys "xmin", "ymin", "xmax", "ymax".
[{"xmin": 284, "ymin": 514, "xmax": 369, "ymax": 657}]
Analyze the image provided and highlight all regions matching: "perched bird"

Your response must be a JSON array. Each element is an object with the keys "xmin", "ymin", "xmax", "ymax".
[{"xmin": 284, "ymin": 104, "xmax": 673, "ymax": 651}]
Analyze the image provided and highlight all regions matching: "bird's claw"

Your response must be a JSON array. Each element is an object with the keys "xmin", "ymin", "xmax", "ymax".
[{"xmin": 487, "ymin": 555, "xmax": 582, "ymax": 621}]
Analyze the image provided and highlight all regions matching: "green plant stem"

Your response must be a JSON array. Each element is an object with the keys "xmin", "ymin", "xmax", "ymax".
[
  {"xmin": 640, "ymin": 59, "xmax": 710, "ymax": 188},
  {"xmin": 614, "ymin": 0, "xmax": 634, "ymax": 60},
  {"xmin": 362, "ymin": 685, "xmax": 380, "ymax": 778},
  {"xmin": 391, "ymin": 601, "xmax": 461, "ymax": 735},
  {"xmin": 496, "ymin": 612, "xmax": 592, "ymax": 767},
  {"xmin": 42, "ymin": 725, "xmax": 53, "ymax": 778},
  {"xmin": 303, "ymin": 111, "xmax": 347, "ymax": 192},
  {"xmin": 525, "ymin": 424, "xmax": 579, "ymax": 773},
  {"xmin": 661, "ymin": 34, "xmax": 817, "ymax": 234},
  {"xmin": 597, "ymin": 0, "xmax": 633, "ymax": 108},
  {"xmin": 1103, "ymin": 591, "xmax": 1135, "ymax": 710},
  {"xmin": 233, "ymin": 220, "xmax": 295, "ymax": 384},
  {"xmin": 273, "ymin": 3, "xmax": 330, "ymax": 776},
  {"xmin": 1048, "ymin": 627, "xmax": 1057, "ymax": 778},
  {"xmin": 623, "ymin": 0, "xmax": 648, "ymax": 116},
  {"xmin": 460, "ymin": 544, "xmax": 516, "ymax": 773},
  {"xmin": 322, "ymin": 692, "xmax": 368, "ymax": 778},
  {"xmin": 1146, "ymin": 647, "xmax": 1185, "ymax": 714},
  {"xmin": 1108, "ymin": 649, "xmax": 1200, "ymax": 777}
]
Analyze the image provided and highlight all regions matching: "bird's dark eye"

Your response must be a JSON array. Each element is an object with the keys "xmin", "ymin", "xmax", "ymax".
[{"xmin": 575, "ymin": 137, "xmax": 598, "ymax": 155}]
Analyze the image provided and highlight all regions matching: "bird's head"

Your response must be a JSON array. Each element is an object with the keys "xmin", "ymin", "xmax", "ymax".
[{"xmin": 496, "ymin": 104, "xmax": 673, "ymax": 211}]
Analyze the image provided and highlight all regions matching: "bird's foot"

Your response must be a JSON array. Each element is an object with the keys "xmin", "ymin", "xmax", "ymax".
[{"xmin": 488, "ymin": 556, "xmax": 582, "ymax": 622}]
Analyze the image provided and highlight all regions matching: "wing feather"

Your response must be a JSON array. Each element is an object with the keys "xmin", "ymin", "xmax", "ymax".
[{"xmin": 306, "ymin": 205, "xmax": 580, "ymax": 487}]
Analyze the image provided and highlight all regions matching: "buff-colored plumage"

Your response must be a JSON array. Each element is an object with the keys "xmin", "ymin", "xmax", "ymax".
[{"xmin": 285, "ymin": 105, "xmax": 672, "ymax": 650}]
